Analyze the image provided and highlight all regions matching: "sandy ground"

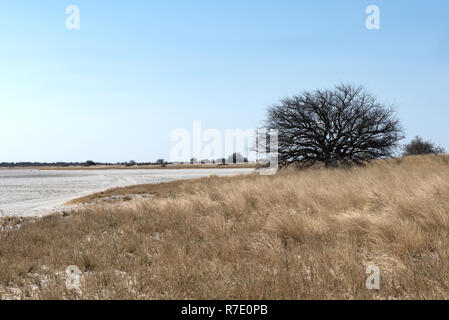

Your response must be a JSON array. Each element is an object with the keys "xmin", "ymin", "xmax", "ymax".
[{"xmin": 0, "ymin": 168, "xmax": 254, "ymax": 217}]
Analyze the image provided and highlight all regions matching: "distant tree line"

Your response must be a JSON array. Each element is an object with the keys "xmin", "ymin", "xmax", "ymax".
[
  {"xmin": 0, "ymin": 161, "xmax": 106, "ymax": 168},
  {"xmin": 0, "ymin": 153, "xmax": 252, "ymax": 168},
  {"xmin": 188, "ymin": 153, "xmax": 249, "ymax": 165},
  {"xmin": 0, "ymin": 160, "xmax": 165, "ymax": 168}
]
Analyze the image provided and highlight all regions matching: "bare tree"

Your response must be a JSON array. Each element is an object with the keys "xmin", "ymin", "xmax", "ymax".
[
  {"xmin": 265, "ymin": 84, "xmax": 404, "ymax": 168},
  {"xmin": 403, "ymin": 136, "xmax": 445, "ymax": 156}
]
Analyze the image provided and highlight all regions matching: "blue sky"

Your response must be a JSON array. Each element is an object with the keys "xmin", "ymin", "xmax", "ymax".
[{"xmin": 0, "ymin": 0, "xmax": 448, "ymax": 162}]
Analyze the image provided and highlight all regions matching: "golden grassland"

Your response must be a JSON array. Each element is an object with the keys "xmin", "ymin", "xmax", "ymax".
[{"xmin": 1, "ymin": 155, "xmax": 449, "ymax": 299}]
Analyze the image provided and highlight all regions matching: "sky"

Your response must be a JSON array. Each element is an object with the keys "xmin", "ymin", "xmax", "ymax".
[{"xmin": 0, "ymin": 0, "xmax": 448, "ymax": 162}]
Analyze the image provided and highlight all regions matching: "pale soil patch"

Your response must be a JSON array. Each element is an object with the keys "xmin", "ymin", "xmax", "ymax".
[{"xmin": 0, "ymin": 168, "xmax": 254, "ymax": 217}]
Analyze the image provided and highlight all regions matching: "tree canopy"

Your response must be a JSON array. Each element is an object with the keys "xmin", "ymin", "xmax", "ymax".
[{"xmin": 265, "ymin": 84, "xmax": 404, "ymax": 168}]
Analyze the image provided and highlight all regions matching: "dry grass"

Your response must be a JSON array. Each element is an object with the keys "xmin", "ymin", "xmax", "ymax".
[{"xmin": 1, "ymin": 155, "xmax": 449, "ymax": 299}]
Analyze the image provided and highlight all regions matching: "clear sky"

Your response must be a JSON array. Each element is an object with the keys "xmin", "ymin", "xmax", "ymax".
[{"xmin": 0, "ymin": 0, "xmax": 448, "ymax": 162}]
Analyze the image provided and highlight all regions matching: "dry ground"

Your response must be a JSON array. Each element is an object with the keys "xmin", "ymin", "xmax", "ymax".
[{"xmin": 1, "ymin": 155, "xmax": 449, "ymax": 299}]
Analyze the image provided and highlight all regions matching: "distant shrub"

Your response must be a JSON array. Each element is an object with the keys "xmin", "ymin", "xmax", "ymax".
[
  {"xmin": 125, "ymin": 160, "xmax": 137, "ymax": 167},
  {"xmin": 85, "ymin": 160, "xmax": 96, "ymax": 166},
  {"xmin": 403, "ymin": 136, "xmax": 445, "ymax": 156}
]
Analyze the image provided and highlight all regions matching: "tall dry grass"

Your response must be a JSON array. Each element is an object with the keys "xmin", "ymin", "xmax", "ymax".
[{"xmin": 1, "ymin": 155, "xmax": 449, "ymax": 299}]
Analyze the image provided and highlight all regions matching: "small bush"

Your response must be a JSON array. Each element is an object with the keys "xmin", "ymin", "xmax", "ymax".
[{"xmin": 403, "ymin": 136, "xmax": 445, "ymax": 156}]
